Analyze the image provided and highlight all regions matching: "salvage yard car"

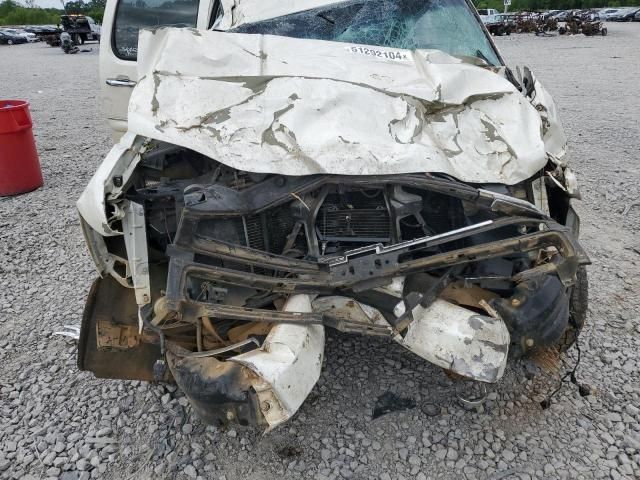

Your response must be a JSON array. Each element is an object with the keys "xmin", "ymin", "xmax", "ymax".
[
  {"xmin": 478, "ymin": 8, "xmax": 511, "ymax": 35},
  {"xmin": 0, "ymin": 28, "xmax": 37, "ymax": 42},
  {"xmin": 0, "ymin": 30, "xmax": 29, "ymax": 45},
  {"xmin": 78, "ymin": 0, "xmax": 589, "ymax": 429}
]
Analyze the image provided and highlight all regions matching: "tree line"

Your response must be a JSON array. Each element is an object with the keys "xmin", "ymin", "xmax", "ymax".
[
  {"xmin": 0, "ymin": 0, "xmax": 105, "ymax": 26},
  {"xmin": 473, "ymin": 0, "xmax": 640, "ymax": 11}
]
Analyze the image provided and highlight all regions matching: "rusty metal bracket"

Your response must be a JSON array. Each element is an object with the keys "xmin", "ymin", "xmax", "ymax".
[{"xmin": 187, "ymin": 303, "xmax": 392, "ymax": 337}]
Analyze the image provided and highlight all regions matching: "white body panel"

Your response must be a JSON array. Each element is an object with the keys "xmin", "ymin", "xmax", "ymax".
[
  {"xmin": 99, "ymin": 0, "xmax": 215, "ymax": 139},
  {"xmin": 230, "ymin": 295, "xmax": 325, "ymax": 429},
  {"xmin": 312, "ymin": 296, "xmax": 510, "ymax": 383},
  {"xmin": 128, "ymin": 27, "xmax": 562, "ymax": 184},
  {"xmin": 99, "ymin": 0, "xmax": 139, "ymax": 136},
  {"xmin": 86, "ymin": 17, "xmax": 102, "ymax": 37},
  {"xmin": 400, "ymin": 299, "xmax": 509, "ymax": 382}
]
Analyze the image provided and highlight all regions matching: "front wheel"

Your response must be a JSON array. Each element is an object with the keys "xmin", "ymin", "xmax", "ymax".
[
  {"xmin": 7, "ymin": 39, "xmax": 13, "ymax": 45},
  {"xmin": 557, "ymin": 266, "xmax": 589, "ymax": 352},
  {"xmin": 601, "ymin": 28, "xmax": 608, "ymax": 36}
]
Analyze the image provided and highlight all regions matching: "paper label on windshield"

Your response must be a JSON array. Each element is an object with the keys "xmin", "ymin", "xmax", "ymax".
[{"xmin": 345, "ymin": 46, "xmax": 411, "ymax": 61}]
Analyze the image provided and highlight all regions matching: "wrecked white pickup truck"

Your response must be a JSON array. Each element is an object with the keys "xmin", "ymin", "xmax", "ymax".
[{"xmin": 77, "ymin": 0, "xmax": 589, "ymax": 430}]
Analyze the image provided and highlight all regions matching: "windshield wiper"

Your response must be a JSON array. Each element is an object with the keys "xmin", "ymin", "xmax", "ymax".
[
  {"xmin": 317, "ymin": 13, "xmax": 336, "ymax": 24},
  {"xmin": 475, "ymin": 49, "xmax": 492, "ymax": 66}
]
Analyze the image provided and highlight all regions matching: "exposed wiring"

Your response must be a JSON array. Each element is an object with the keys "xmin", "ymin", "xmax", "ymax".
[{"xmin": 540, "ymin": 338, "xmax": 590, "ymax": 409}]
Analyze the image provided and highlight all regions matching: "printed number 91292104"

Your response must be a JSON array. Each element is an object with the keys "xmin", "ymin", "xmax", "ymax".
[{"xmin": 347, "ymin": 46, "xmax": 410, "ymax": 61}]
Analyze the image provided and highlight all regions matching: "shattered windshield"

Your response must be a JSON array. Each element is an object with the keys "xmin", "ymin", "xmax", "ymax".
[{"xmin": 229, "ymin": 0, "xmax": 500, "ymax": 65}]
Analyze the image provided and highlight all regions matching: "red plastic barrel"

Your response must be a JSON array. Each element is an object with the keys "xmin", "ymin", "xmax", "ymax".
[{"xmin": 0, "ymin": 100, "xmax": 43, "ymax": 196}]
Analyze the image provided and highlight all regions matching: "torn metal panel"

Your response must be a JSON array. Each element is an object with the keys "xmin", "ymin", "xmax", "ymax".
[
  {"xmin": 400, "ymin": 299, "xmax": 509, "ymax": 382},
  {"xmin": 77, "ymin": 276, "xmax": 166, "ymax": 382},
  {"xmin": 312, "ymin": 296, "xmax": 509, "ymax": 383},
  {"xmin": 531, "ymin": 177, "xmax": 550, "ymax": 215},
  {"xmin": 563, "ymin": 167, "xmax": 581, "ymax": 198},
  {"xmin": 529, "ymin": 73, "xmax": 568, "ymax": 160},
  {"xmin": 166, "ymin": 346, "xmax": 266, "ymax": 426},
  {"xmin": 77, "ymin": 133, "xmax": 147, "ymax": 236},
  {"xmin": 312, "ymin": 296, "xmax": 389, "ymax": 326},
  {"xmin": 129, "ymin": 28, "xmax": 548, "ymax": 184},
  {"xmin": 121, "ymin": 201, "xmax": 151, "ymax": 307},
  {"xmin": 229, "ymin": 294, "xmax": 325, "ymax": 429}
]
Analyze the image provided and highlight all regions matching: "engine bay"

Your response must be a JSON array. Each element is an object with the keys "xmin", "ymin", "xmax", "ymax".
[{"xmin": 77, "ymin": 141, "xmax": 589, "ymax": 427}]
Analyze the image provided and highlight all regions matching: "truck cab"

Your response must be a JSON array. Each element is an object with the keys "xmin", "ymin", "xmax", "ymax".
[
  {"xmin": 99, "ymin": 0, "xmax": 216, "ymax": 138},
  {"xmin": 60, "ymin": 15, "xmax": 102, "ymax": 44},
  {"xmin": 477, "ymin": 8, "xmax": 500, "ymax": 23},
  {"xmin": 477, "ymin": 8, "xmax": 510, "ymax": 35}
]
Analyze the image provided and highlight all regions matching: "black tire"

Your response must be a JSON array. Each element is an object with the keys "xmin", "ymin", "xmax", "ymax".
[
  {"xmin": 602, "ymin": 28, "xmax": 608, "ymax": 36},
  {"xmin": 7, "ymin": 39, "xmax": 13, "ymax": 45},
  {"xmin": 557, "ymin": 266, "xmax": 589, "ymax": 352}
]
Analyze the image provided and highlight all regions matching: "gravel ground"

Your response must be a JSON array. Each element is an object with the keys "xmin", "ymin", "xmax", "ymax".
[{"xmin": 1, "ymin": 24, "xmax": 639, "ymax": 480}]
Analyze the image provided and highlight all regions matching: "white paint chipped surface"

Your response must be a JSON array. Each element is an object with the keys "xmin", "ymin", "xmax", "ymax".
[
  {"xmin": 126, "ymin": 27, "xmax": 561, "ymax": 185},
  {"xmin": 401, "ymin": 299, "xmax": 509, "ymax": 383},
  {"xmin": 311, "ymin": 296, "xmax": 509, "ymax": 383},
  {"xmin": 230, "ymin": 295, "xmax": 324, "ymax": 429}
]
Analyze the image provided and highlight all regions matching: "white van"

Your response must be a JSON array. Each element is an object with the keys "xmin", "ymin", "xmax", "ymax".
[
  {"xmin": 81, "ymin": 0, "xmax": 589, "ymax": 430},
  {"xmin": 100, "ymin": 0, "xmax": 216, "ymax": 137}
]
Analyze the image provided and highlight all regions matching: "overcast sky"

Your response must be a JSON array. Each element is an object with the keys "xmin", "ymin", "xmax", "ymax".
[{"xmin": 29, "ymin": 0, "xmax": 69, "ymax": 8}]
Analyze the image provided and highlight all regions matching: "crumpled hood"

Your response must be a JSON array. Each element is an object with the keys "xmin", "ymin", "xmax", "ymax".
[{"xmin": 128, "ymin": 27, "xmax": 566, "ymax": 184}]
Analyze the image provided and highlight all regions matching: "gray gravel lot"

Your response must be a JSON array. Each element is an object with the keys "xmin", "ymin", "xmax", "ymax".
[{"xmin": 1, "ymin": 24, "xmax": 639, "ymax": 480}]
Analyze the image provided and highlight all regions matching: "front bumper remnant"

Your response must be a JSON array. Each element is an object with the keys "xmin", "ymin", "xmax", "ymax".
[{"xmin": 168, "ymin": 295, "xmax": 324, "ymax": 429}]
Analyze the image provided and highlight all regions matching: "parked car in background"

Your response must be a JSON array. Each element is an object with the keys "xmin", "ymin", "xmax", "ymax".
[
  {"xmin": 477, "ymin": 7, "xmax": 499, "ymax": 25},
  {"xmin": 635, "ymin": 10, "xmax": 640, "ymax": 21},
  {"xmin": 581, "ymin": 9, "xmax": 602, "ymax": 21},
  {"xmin": 496, "ymin": 13, "xmax": 516, "ymax": 33},
  {"xmin": 600, "ymin": 8, "xmax": 625, "ymax": 20},
  {"xmin": 609, "ymin": 8, "xmax": 640, "ymax": 22},
  {"xmin": 478, "ymin": 8, "xmax": 511, "ymax": 35},
  {"xmin": 0, "ymin": 30, "xmax": 28, "ymax": 45},
  {"xmin": 0, "ymin": 28, "xmax": 37, "ymax": 42},
  {"xmin": 551, "ymin": 10, "xmax": 570, "ymax": 21}
]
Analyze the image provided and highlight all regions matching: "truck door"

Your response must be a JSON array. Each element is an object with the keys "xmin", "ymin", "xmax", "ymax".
[{"xmin": 99, "ymin": 0, "xmax": 212, "ymax": 139}]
